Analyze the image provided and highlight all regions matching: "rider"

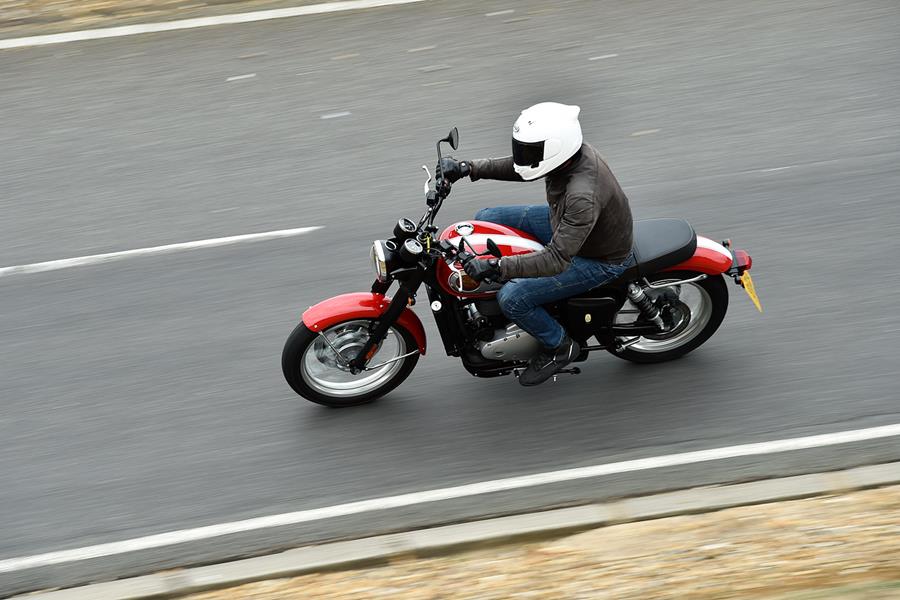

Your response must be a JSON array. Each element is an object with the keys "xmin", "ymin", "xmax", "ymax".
[{"xmin": 439, "ymin": 102, "xmax": 635, "ymax": 386}]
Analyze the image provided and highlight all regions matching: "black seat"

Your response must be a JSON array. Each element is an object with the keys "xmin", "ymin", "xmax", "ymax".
[
  {"xmin": 631, "ymin": 218, "xmax": 697, "ymax": 277},
  {"xmin": 605, "ymin": 219, "xmax": 696, "ymax": 285}
]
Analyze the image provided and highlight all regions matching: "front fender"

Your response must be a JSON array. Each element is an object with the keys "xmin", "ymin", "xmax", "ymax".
[{"xmin": 301, "ymin": 292, "xmax": 426, "ymax": 355}]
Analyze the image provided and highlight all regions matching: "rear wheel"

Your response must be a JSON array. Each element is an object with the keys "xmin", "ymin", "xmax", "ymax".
[
  {"xmin": 608, "ymin": 271, "xmax": 728, "ymax": 364},
  {"xmin": 282, "ymin": 319, "xmax": 419, "ymax": 407}
]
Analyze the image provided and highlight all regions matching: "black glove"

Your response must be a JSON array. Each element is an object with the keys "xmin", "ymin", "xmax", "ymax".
[
  {"xmin": 464, "ymin": 257, "xmax": 502, "ymax": 283},
  {"xmin": 437, "ymin": 157, "xmax": 471, "ymax": 183}
]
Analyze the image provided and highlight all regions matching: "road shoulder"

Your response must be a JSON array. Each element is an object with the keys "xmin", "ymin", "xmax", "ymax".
[
  {"xmin": 0, "ymin": 0, "xmax": 411, "ymax": 39},
  {"xmin": 17, "ymin": 462, "xmax": 900, "ymax": 599}
]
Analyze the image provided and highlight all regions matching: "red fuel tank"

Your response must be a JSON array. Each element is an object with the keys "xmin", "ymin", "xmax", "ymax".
[{"xmin": 436, "ymin": 221, "xmax": 544, "ymax": 298}]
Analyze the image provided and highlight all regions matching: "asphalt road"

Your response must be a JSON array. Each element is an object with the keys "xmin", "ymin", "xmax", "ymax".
[{"xmin": 2, "ymin": 0, "xmax": 900, "ymax": 595}]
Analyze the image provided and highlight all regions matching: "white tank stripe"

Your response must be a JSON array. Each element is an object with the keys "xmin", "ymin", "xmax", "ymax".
[{"xmin": 446, "ymin": 234, "xmax": 544, "ymax": 252}]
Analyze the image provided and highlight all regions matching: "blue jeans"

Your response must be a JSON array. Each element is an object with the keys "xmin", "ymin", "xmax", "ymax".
[{"xmin": 474, "ymin": 205, "xmax": 634, "ymax": 349}]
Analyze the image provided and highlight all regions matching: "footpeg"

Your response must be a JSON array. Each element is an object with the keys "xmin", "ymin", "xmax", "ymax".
[
  {"xmin": 552, "ymin": 367, "xmax": 581, "ymax": 382},
  {"xmin": 513, "ymin": 366, "xmax": 581, "ymax": 381}
]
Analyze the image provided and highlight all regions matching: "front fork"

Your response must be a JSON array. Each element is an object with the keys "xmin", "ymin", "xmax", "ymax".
[{"xmin": 347, "ymin": 275, "xmax": 422, "ymax": 373}]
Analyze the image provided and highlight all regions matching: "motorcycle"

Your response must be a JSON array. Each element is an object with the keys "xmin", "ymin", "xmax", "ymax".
[{"xmin": 282, "ymin": 128, "xmax": 761, "ymax": 407}]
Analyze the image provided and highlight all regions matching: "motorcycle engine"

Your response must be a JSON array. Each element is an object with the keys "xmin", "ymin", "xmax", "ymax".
[
  {"xmin": 477, "ymin": 323, "xmax": 540, "ymax": 361},
  {"xmin": 465, "ymin": 303, "xmax": 540, "ymax": 361}
]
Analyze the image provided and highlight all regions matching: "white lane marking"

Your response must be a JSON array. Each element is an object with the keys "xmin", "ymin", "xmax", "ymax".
[
  {"xmin": 225, "ymin": 73, "xmax": 256, "ymax": 82},
  {"xmin": 631, "ymin": 129, "xmax": 661, "ymax": 137},
  {"xmin": 320, "ymin": 111, "xmax": 352, "ymax": 119},
  {"xmin": 0, "ymin": 0, "xmax": 428, "ymax": 51},
  {"xmin": 485, "ymin": 9, "xmax": 514, "ymax": 16},
  {"xmin": 331, "ymin": 53, "xmax": 360, "ymax": 60},
  {"xmin": 0, "ymin": 227, "xmax": 322, "ymax": 278},
  {"xmin": 589, "ymin": 53, "xmax": 618, "ymax": 60},
  {"xmin": 856, "ymin": 135, "xmax": 894, "ymax": 142},
  {"xmin": 418, "ymin": 64, "xmax": 450, "ymax": 72},
  {"xmin": 1, "ymin": 423, "xmax": 898, "ymax": 573},
  {"xmin": 407, "ymin": 45, "xmax": 435, "ymax": 52},
  {"xmin": 550, "ymin": 42, "xmax": 582, "ymax": 51},
  {"xmin": 760, "ymin": 165, "xmax": 796, "ymax": 172}
]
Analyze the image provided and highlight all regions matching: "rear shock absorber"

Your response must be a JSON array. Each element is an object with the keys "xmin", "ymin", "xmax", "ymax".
[{"xmin": 627, "ymin": 283, "xmax": 668, "ymax": 332}]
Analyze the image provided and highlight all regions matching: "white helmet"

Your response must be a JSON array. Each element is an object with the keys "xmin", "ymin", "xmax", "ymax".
[{"xmin": 511, "ymin": 102, "xmax": 583, "ymax": 180}]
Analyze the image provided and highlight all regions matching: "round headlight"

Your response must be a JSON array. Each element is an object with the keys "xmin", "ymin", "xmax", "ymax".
[{"xmin": 370, "ymin": 241, "xmax": 389, "ymax": 282}]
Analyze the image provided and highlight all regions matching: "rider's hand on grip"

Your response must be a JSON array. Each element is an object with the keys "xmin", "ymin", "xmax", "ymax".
[
  {"xmin": 464, "ymin": 257, "xmax": 502, "ymax": 283},
  {"xmin": 437, "ymin": 158, "xmax": 471, "ymax": 183}
]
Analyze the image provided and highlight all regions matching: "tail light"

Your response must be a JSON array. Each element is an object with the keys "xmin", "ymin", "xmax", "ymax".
[{"xmin": 734, "ymin": 249, "xmax": 752, "ymax": 271}]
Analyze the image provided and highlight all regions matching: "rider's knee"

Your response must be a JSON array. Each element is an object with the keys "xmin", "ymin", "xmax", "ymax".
[
  {"xmin": 474, "ymin": 207, "xmax": 495, "ymax": 222},
  {"xmin": 497, "ymin": 281, "xmax": 527, "ymax": 318}
]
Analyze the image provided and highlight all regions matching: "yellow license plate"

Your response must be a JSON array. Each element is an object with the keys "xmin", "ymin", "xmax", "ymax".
[{"xmin": 741, "ymin": 271, "xmax": 762, "ymax": 313}]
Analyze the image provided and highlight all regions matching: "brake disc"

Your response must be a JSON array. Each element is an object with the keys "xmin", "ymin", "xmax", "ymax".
[{"xmin": 315, "ymin": 325, "xmax": 380, "ymax": 372}]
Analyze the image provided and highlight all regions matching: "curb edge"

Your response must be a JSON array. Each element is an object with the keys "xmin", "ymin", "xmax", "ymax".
[{"xmin": 17, "ymin": 461, "xmax": 900, "ymax": 599}]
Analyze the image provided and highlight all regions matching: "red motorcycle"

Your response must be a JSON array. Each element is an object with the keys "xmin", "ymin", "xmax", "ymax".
[{"xmin": 283, "ymin": 128, "xmax": 761, "ymax": 407}]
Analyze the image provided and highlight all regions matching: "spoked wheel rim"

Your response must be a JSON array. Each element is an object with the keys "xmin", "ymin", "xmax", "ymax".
[
  {"xmin": 300, "ymin": 320, "xmax": 407, "ymax": 398},
  {"xmin": 615, "ymin": 280, "xmax": 714, "ymax": 353}
]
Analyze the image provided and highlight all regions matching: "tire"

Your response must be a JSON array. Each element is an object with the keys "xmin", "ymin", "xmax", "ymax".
[
  {"xmin": 608, "ymin": 271, "xmax": 728, "ymax": 364},
  {"xmin": 282, "ymin": 319, "xmax": 419, "ymax": 407}
]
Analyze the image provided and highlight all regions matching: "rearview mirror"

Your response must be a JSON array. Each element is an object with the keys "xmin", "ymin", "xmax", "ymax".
[
  {"xmin": 445, "ymin": 127, "xmax": 459, "ymax": 150},
  {"xmin": 486, "ymin": 238, "xmax": 502, "ymax": 258}
]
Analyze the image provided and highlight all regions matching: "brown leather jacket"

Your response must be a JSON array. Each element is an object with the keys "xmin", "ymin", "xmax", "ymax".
[{"xmin": 469, "ymin": 143, "xmax": 633, "ymax": 279}]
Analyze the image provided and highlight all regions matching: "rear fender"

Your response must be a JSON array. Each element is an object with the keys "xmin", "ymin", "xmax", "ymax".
[
  {"xmin": 663, "ymin": 236, "xmax": 733, "ymax": 275},
  {"xmin": 301, "ymin": 292, "xmax": 426, "ymax": 355}
]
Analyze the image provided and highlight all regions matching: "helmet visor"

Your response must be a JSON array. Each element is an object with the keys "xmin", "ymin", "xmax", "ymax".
[{"xmin": 512, "ymin": 138, "xmax": 545, "ymax": 168}]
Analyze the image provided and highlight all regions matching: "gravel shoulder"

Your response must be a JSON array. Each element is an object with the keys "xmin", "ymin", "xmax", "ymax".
[
  {"xmin": 182, "ymin": 485, "xmax": 900, "ymax": 600},
  {"xmin": 0, "ymin": 0, "xmax": 346, "ymax": 37}
]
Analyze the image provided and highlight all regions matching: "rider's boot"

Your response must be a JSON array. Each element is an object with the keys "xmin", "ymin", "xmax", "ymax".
[{"xmin": 517, "ymin": 335, "xmax": 581, "ymax": 387}]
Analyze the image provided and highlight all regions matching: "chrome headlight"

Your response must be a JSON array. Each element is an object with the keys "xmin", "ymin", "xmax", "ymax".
[{"xmin": 370, "ymin": 240, "xmax": 390, "ymax": 282}]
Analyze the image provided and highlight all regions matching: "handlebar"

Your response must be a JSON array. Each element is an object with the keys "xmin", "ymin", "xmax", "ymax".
[{"xmin": 417, "ymin": 128, "xmax": 460, "ymax": 231}]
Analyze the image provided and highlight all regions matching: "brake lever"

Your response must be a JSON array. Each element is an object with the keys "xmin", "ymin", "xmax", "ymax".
[{"xmin": 421, "ymin": 165, "xmax": 432, "ymax": 194}]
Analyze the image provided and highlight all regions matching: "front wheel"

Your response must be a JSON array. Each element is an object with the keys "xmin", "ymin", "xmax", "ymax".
[
  {"xmin": 282, "ymin": 319, "xmax": 419, "ymax": 407},
  {"xmin": 609, "ymin": 271, "xmax": 728, "ymax": 364}
]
